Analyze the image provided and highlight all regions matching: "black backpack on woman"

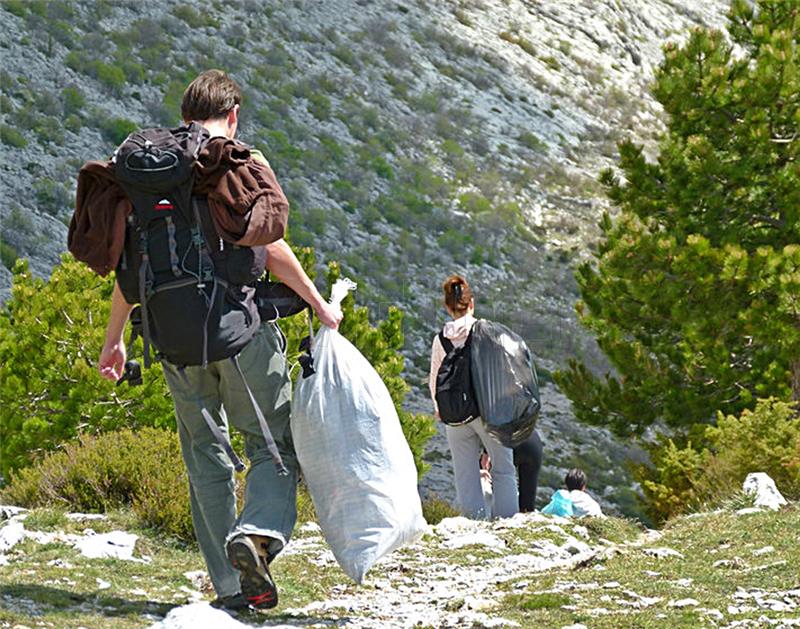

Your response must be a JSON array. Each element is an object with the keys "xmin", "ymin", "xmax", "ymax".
[{"xmin": 435, "ymin": 328, "xmax": 480, "ymax": 426}]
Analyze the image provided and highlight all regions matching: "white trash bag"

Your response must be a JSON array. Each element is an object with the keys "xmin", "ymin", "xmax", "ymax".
[{"xmin": 291, "ymin": 278, "xmax": 427, "ymax": 583}]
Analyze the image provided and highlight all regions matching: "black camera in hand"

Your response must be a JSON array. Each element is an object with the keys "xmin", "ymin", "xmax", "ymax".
[{"xmin": 116, "ymin": 360, "xmax": 142, "ymax": 387}]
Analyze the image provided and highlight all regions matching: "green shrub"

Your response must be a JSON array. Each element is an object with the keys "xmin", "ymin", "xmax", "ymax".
[
  {"xmin": 64, "ymin": 50, "xmax": 89, "ymax": 73},
  {"xmin": 33, "ymin": 178, "xmax": 71, "ymax": 215},
  {"xmin": 1, "ymin": 427, "xmax": 194, "ymax": 541},
  {"xmin": 0, "ymin": 256, "xmax": 176, "ymax": 477},
  {"xmin": 0, "ymin": 241, "xmax": 18, "ymax": 270},
  {"xmin": 0, "ymin": 124, "xmax": 26, "ymax": 148},
  {"xmin": 61, "ymin": 86, "xmax": 85, "ymax": 116},
  {"xmin": 499, "ymin": 31, "xmax": 536, "ymax": 57},
  {"xmin": 639, "ymin": 398, "xmax": 800, "ymax": 522},
  {"xmin": 458, "ymin": 192, "xmax": 492, "ymax": 214},
  {"xmin": 518, "ymin": 131, "xmax": 547, "ymax": 153},
  {"xmin": 3, "ymin": 205, "xmax": 34, "ymax": 235},
  {"xmin": 64, "ymin": 113, "xmax": 82, "ymax": 132},
  {"xmin": 100, "ymin": 116, "xmax": 137, "ymax": 145},
  {"xmin": 400, "ymin": 411, "xmax": 437, "ymax": 479},
  {"xmin": 33, "ymin": 115, "xmax": 64, "ymax": 145},
  {"xmin": 370, "ymin": 155, "xmax": 394, "ymax": 179},
  {"xmin": 332, "ymin": 45, "xmax": 357, "ymax": 67},
  {"xmin": 296, "ymin": 482, "xmax": 317, "ymax": 524},
  {"xmin": 3, "ymin": 0, "xmax": 27, "ymax": 17},
  {"xmin": 172, "ymin": 5, "xmax": 219, "ymax": 28},
  {"xmin": 307, "ymin": 92, "xmax": 331, "ymax": 121},
  {"xmin": 93, "ymin": 61, "xmax": 126, "ymax": 93},
  {"xmin": 318, "ymin": 134, "xmax": 346, "ymax": 166},
  {"xmin": 422, "ymin": 494, "xmax": 459, "ymax": 524}
]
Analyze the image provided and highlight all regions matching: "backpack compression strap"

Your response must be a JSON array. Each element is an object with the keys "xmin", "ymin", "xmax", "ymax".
[
  {"xmin": 230, "ymin": 354, "xmax": 289, "ymax": 476},
  {"xmin": 174, "ymin": 367, "xmax": 246, "ymax": 473},
  {"xmin": 138, "ymin": 231, "xmax": 153, "ymax": 368}
]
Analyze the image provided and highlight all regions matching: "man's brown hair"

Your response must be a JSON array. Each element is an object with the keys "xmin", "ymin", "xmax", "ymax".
[
  {"xmin": 181, "ymin": 69, "xmax": 241, "ymax": 122},
  {"xmin": 442, "ymin": 274, "xmax": 473, "ymax": 317}
]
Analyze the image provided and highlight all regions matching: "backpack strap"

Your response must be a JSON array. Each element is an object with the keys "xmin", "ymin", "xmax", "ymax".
[
  {"xmin": 230, "ymin": 354, "xmax": 289, "ymax": 476},
  {"xmin": 191, "ymin": 199, "xmax": 217, "ymax": 368},
  {"xmin": 175, "ymin": 367, "xmax": 246, "ymax": 473},
  {"xmin": 439, "ymin": 331, "xmax": 454, "ymax": 354},
  {"xmin": 137, "ymin": 230, "xmax": 153, "ymax": 368}
]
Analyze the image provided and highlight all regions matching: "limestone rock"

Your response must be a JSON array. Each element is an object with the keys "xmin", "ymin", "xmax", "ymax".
[{"xmin": 742, "ymin": 473, "xmax": 787, "ymax": 511}]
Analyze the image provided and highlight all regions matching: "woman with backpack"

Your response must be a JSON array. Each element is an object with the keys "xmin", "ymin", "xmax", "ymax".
[{"xmin": 429, "ymin": 275, "xmax": 518, "ymax": 519}]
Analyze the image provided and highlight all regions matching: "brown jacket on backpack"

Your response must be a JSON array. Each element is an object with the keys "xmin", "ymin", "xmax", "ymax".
[{"xmin": 68, "ymin": 137, "xmax": 289, "ymax": 276}]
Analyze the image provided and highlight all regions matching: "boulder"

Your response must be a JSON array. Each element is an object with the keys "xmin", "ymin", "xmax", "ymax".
[{"xmin": 742, "ymin": 473, "xmax": 787, "ymax": 511}]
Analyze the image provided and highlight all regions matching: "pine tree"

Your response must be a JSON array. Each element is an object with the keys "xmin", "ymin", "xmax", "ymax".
[{"xmin": 555, "ymin": 0, "xmax": 799, "ymax": 438}]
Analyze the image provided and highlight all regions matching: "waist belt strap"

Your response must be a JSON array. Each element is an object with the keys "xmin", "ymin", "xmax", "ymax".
[
  {"xmin": 176, "ymin": 368, "xmax": 245, "ymax": 473},
  {"xmin": 230, "ymin": 354, "xmax": 289, "ymax": 476}
]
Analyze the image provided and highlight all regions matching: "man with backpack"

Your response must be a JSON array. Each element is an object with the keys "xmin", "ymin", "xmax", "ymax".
[{"xmin": 92, "ymin": 70, "xmax": 342, "ymax": 611}]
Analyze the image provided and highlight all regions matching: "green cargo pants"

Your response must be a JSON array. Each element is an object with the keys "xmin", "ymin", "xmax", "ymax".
[{"xmin": 161, "ymin": 323, "xmax": 297, "ymax": 597}]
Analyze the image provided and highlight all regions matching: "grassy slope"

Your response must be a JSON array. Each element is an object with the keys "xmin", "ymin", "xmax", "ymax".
[
  {"xmin": 497, "ymin": 507, "xmax": 800, "ymax": 628},
  {"xmin": 1, "ymin": 504, "xmax": 797, "ymax": 628}
]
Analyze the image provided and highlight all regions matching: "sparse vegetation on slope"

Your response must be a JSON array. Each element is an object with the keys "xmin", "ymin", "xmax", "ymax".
[{"xmin": 0, "ymin": 503, "xmax": 796, "ymax": 628}]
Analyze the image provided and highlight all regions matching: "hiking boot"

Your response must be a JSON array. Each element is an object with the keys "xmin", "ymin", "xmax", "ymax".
[
  {"xmin": 225, "ymin": 534, "xmax": 278, "ymax": 609},
  {"xmin": 210, "ymin": 592, "xmax": 249, "ymax": 611}
]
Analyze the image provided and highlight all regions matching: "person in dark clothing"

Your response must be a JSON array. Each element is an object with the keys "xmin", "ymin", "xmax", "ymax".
[
  {"xmin": 479, "ymin": 430, "xmax": 544, "ymax": 513},
  {"xmin": 514, "ymin": 430, "xmax": 543, "ymax": 512}
]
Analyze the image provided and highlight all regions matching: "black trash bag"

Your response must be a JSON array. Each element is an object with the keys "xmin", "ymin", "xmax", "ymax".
[{"xmin": 470, "ymin": 320, "xmax": 540, "ymax": 447}]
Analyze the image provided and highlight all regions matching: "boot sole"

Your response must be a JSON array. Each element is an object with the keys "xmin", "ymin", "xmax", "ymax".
[{"xmin": 227, "ymin": 538, "xmax": 278, "ymax": 609}]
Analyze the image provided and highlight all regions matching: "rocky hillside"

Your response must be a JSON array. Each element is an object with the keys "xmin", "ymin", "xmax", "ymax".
[
  {"xmin": 1, "ymin": 501, "xmax": 798, "ymax": 628},
  {"xmin": 0, "ymin": 0, "xmax": 729, "ymax": 514}
]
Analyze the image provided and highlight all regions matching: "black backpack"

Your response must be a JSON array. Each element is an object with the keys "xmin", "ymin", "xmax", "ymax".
[
  {"xmin": 435, "ymin": 328, "xmax": 479, "ymax": 426},
  {"xmin": 113, "ymin": 123, "xmax": 263, "ymax": 368}
]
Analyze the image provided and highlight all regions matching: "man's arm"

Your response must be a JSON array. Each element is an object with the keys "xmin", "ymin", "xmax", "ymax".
[
  {"xmin": 265, "ymin": 239, "xmax": 342, "ymax": 329},
  {"xmin": 98, "ymin": 280, "xmax": 135, "ymax": 381}
]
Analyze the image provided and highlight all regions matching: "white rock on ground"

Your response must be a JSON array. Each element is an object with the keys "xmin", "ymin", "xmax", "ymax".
[
  {"xmin": 0, "ymin": 519, "xmax": 26, "ymax": 553},
  {"xmin": 742, "ymin": 473, "xmax": 788, "ymax": 511},
  {"xmin": 0, "ymin": 506, "xmax": 27, "ymax": 520},
  {"xmin": 147, "ymin": 602, "xmax": 299, "ymax": 629},
  {"xmin": 642, "ymin": 547, "xmax": 684, "ymax": 559},
  {"xmin": 20, "ymin": 525, "xmax": 148, "ymax": 563},
  {"xmin": 73, "ymin": 531, "xmax": 141, "ymax": 561}
]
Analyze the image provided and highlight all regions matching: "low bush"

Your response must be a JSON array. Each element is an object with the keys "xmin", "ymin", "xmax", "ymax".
[
  {"xmin": 421, "ymin": 494, "xmax": 459, "ymax": 525},
  {"xmin": 1, "ymin": 427, "xmax": 194, "ymax": 541},
  {"xmin": 34, "ymin": 178, "xmax": 71, "ymax": 215},
  {"xmin": 99, "ymin": 116, "xmax": 137, "ymax": 145},
  {"xmin": 61, "ymin": 86, "xmax": 85, "ymax": 116},
  {"xmin": 0, "ymin": 256, "xmax": 175, "ymax": 477},
  {"xmin": 0, "ymin": 124, "xmax": 27, "ymax": 148},
  {"xmin": 638, "ymin": 398, "xmax": 800, "ymax": 522},
  {"xmin": 0, "ymin": 241, "xmax": 18, "ymax": 270}
]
